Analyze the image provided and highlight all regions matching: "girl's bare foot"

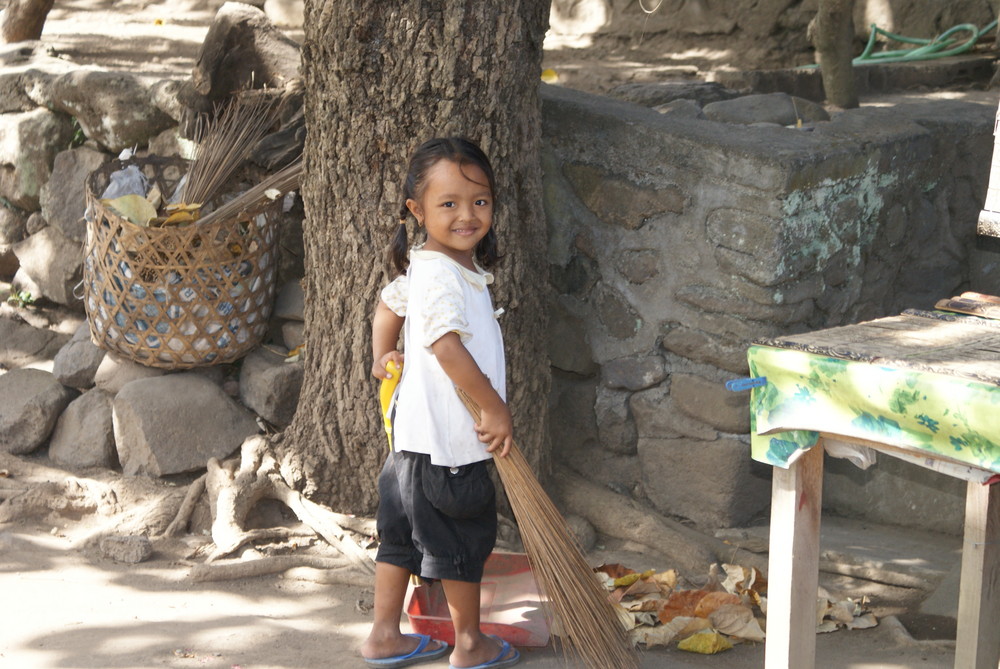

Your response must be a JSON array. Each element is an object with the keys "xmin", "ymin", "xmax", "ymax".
[
  {"xmin": 449, "ymin": 633, "xmax": 519, "ymax": 668},
  {"xmin": 360, "ymin": 632, "xmax": 447, "ymax": 664}
]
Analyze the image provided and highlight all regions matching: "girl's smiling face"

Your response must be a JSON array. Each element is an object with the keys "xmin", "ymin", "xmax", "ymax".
[{"xmin": 406, "ymin": 159, "xmax": 493, "ymax": 270}]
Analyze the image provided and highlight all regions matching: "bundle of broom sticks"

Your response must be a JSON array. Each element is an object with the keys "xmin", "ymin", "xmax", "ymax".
[
  {"xmin": 456, "ymin": 388, "xmax": 640, "ymax": 669},
  {"xmin": 180, "ymin": 90, "xmax": 280, "ymax": 207},
  {"xmin": 194, "ymin": 158, "xmax": 303, "ymax": 228}
]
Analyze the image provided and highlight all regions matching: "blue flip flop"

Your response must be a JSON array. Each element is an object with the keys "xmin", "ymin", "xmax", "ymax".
[
  {"xmin": 365, "ymin": 633, "xmax": 450, "ymax": 668},
  {"xmin": 448, "ymin": 635, "xmax": 520, "ymax": 669}
]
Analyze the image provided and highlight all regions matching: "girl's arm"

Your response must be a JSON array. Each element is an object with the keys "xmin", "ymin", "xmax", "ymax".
[
  {"xmin": 372, "ymin": 299, "xmax": 405, "ymax": 379},
  {"xmin": 431, "ymin": 331, "xmax": 513, "ymax": 457}
]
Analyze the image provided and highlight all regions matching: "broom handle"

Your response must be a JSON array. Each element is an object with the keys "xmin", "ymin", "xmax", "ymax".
[{"xmin": 454, "ymin": 387, "xmax": 529, "ymax": 465}]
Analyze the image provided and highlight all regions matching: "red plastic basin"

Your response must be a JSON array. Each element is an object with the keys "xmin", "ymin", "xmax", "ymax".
[{"xmin": 405, "ymin": 551, "xmax": 550, "ymax": 647}]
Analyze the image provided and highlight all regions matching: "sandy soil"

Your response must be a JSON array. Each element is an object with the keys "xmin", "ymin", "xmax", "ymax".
[
  {"xmin": 0, "ymin": 515, "xmax": 961, "ymax": 669},
  {"xmin": 1, "ymin": 2, "xmax": 990, "ymax": 668}
]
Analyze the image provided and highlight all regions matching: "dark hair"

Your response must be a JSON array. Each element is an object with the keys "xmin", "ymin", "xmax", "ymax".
[{"xmin": 389, "ymin": 136, "xmax": 501, "ymax": 274}]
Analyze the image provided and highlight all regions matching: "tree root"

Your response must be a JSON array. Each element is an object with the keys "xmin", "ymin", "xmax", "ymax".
[
  {"xmin": 203, "ymin": 435, "xmax": 375, "ymax": 574},
  {"xmin": 328, "ymin": 511, "xmax": 376, "ymax": 538},
  {"xmin": 0, "ymin": 441, "xmax": 376, "ymax": 581},
  {"xmin": 189, "ymin": 554, "xmax": 358, "ymax": 582},
  {"xmin": 552, "ymin": 469, "xmax": 769, "ymax": 576},
  {"xmin": 553, "ymin": 468, "xmax": 941, "ymax": 593},
  {"xmin": 160, "ymin": 474, "xmax": 206, "ymax": 538}
]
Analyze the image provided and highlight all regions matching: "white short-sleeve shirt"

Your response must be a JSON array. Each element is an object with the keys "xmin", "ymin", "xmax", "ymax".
[{"xmin": 380, "ymin": 248, "xmax": 506, "ymax": 467}]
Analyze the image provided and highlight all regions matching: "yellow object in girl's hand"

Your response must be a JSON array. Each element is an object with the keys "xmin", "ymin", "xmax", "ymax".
[{"xmin": 380, "ymin": 361, "xmax": 401, "ymax": 450}]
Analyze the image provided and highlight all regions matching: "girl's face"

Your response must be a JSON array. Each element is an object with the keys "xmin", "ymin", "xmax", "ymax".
[{"xmin": 406, "ymin": 159, "xmax": 493, "ymax": 270}]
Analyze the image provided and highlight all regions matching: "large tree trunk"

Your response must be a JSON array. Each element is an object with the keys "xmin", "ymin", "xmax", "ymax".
[
  {"xmin": 0, "ymin": 0, "xmax": 54, "ymax": 42},
  {"xmin": 286, "ymin": 1, "xmax": 552, "ymax": 513},
  {"xmin": 812, "ymin": 0, "xmax": 858, "ymax": 109}
]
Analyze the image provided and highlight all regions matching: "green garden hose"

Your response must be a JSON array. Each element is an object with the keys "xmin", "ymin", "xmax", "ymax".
[
  {"xmin": 854, "ymin": 20, "xmax": 998, "ymax": 64},
  {"xmin": 801, "ymin": 19, "xmax": 998, "ymax": 68}
]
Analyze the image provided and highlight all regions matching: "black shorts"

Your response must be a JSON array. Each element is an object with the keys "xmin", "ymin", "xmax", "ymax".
[{"xmin": 375, "ymin": 449, "xmax": 497, "ymax": 582}]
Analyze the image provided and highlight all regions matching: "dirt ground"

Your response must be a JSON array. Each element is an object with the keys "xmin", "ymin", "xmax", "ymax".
[
  {"xmin": 0, "ymin": 512, "xmax": 963, "ymax": 669},
  {"xmin": 2, "ymin": 1, "xmax": 996, "ymax": 668}
]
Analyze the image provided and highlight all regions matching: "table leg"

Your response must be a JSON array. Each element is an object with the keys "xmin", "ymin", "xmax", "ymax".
[
  {"xmin": 954, "ymin": 480, "xmax": 1000, "ymax": 669},
  {"xmin": 764, "ymin": 441, "xmax": 824, "ymax": 669}
]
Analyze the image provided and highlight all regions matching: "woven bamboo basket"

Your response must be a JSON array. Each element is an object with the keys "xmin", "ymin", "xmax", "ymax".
[{"xmin": 83, "ymin": 158, "xmax": 279, "ymax": 369}]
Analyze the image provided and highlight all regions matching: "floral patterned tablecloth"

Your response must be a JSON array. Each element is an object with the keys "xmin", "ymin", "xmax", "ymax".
[{"xmin": 748, "ymin": 311, "xmax": 1000, "ymax": 474}]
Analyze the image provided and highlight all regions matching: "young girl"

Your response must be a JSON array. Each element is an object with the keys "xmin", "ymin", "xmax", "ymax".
[{"xmin": 359, "ymin": 137, "xmax": 520, "ymax": 669}]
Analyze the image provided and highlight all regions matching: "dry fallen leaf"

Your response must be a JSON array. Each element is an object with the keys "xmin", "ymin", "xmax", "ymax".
[
  {"xmin": 678, "ymin": 616, "xmax": 713, "ymax": 638},
  {"xmin": 625, "ymin": 597, "xmax": 663, "ymax": 613},
  {"xmin": 846, "ymin": 612, "xmax": 878, "ymax": 630},
  {"xmin": 817, "ymin": 620, "xmax": 839, "ymax": 633},
  {"xmin": 658, "ymin": 589, "xmax": 707, "ymax": 623},
  {"xmin": 162, "ymin": 210, "xmax": 198, "ymax": 226},
  {"xmin": 710, "ymin": 603, "xmax": 766, "ymax": 642},
  {"xmin": 614, "ymin": 568, "xmax": 654, "ymax": 588},
  {"xmin": 722, "ymin": 563, "xmax": 767, "ymax": 597},
  {"xmin": 630, "ymin": 621, "xmax": 681, "ymax": 648},
  {"xmin": 622, "ymin": 577, "xmax": 660, "ymax": 598},
  {"xmin": 104, "ymin": 194, "xmax": 158, "ymax": 227},
  {"xmin": 647, "ymin": 615, "xmax": 697, "ymax": 646},
  {"xmin": 677, "ymin": 629, "xmax": 733, "ymax": 654},
  {"xmin": 596, "ymin": 563, "xmax": 634, "ymax": 580},
  {"xmin": 694, "ymin": 591, "xmax": 742, "ymax": 617},
  {"xmin": 631, "ymin": 611, "xmax": 659, "ymax": 628},
  {"xmin": 650, "ymin": 569, "xmax": 678, "ymax": 595},
  {"xmin": 827, "ymin": 599, "xmax": 857, "ymax": 624}
]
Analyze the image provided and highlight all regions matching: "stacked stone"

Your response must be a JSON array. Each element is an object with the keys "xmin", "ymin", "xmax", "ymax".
[{"xmin": 0, "ymin": 280, "xmax": 305, "ymax": 476}]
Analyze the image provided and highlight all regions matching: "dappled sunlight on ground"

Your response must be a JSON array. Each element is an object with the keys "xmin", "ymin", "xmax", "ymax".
[
  {"xmin": 662, "ymin": 47, "xmax": 735, "ymax": 64},
  {"xmin": 864, "ymin": 88, "xmax": 999, "ymax": 108},
  {"xmin": 1, "ymin": 523, "xmax": 372, "ymax": 668}
]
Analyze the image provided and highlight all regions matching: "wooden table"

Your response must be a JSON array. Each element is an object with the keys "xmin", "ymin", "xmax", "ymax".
[{"xmin": 748, "ymin": 310, "xmax": 1000, "ymax": 669}]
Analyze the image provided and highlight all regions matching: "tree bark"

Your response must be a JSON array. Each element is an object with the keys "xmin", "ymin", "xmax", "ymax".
[
  {"xmin": 0, "ymin": 0, "xmax": 54, "ymax": 42},
  {"xmin": 812, "ymin": 0, "xmax": 858, "ymax": 109},
  {"xmin": 287, "ymin": 1, "xmax": 552, "ymax": 514}
]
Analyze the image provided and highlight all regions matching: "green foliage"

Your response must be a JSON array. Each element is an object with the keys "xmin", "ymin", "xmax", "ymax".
[
  {"xmin": 69, "ymin": 117, "xmax": 86, "ymax": 149},
  {"xmin": 6, "ymin": 290, "xmax": 35, "ymax": 308}
]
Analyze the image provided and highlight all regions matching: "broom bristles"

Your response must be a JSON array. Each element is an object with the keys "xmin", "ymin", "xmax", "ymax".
[
  {"xmin": 456, "ymin": 388, "xmax": 640, "ymax": 669},
  {"xmin": 181, "ymin": 90, "xmax": 280, "ymax": 207}
]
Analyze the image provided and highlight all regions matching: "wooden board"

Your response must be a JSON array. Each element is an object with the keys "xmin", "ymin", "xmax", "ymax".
[
  {"xmin": 764, "ymin": 443, "xmax": 824, "ymax": 669},
  {"xmin": 754, "ymin": 310, "xmax": 1000, "ymax": 385},
  {"xmin": 954, "ymin": 481, "xmax": 1000, "ymax": 669},
  {"xmin": 935, "ymin": 297, "xmax": 1000, "ymax": 321}
]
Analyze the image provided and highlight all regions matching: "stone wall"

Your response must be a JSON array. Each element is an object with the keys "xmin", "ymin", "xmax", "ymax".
[{"xmin": 540, "ymin": 83, "xmax": 1000, "ymax": 533}]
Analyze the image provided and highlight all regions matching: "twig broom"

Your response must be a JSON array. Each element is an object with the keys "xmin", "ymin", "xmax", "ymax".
[{"xmin": 456, "ymin": 388, "xmax": 640, "ymax": 669}]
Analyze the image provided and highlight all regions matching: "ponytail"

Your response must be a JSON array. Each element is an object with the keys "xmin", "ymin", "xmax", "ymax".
[{"xmin": 390, "ymin": 205, "xmax": 410, "ymax": 275}]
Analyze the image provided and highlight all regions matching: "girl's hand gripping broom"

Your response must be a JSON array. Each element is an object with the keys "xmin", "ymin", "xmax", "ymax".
[
  {"xmin": 379, "ymin": 360, "xmax": 401, "ymax": 450},
  {"xmin": 456, "ymin": 387, "xmax": 640, "ymax": 669}
]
